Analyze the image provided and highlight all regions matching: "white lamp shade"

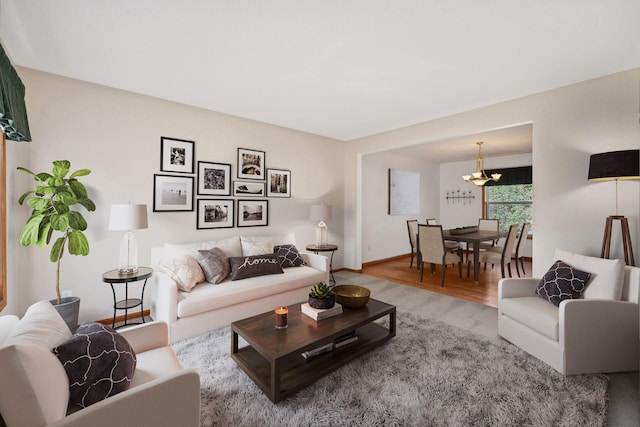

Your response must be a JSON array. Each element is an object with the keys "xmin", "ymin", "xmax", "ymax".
[
  {"xmin": 310, "ymin": 204, "xmax": 334, "ymax": 222},
  {"xmin": 109, "ymin": 204, "xmax": 148, "ymax": 231}
]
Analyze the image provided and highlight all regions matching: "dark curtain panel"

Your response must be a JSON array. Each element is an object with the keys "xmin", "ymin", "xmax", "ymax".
[
  {"xmin": 484, "ymin": 166, "xmax": 532, "ymax": 186},
  {"xmin": 0, "ymin": 43, "xmax": 31, "ymax": 142}
]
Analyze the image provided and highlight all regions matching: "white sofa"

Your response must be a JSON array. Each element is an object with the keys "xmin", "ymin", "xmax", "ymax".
[
  {"xmin": 498, "ymin": 249, "xmax": 640, "ymax": 375},
  {"xmin": 0, "ymin": 301, "xmax": 200, "ymax": 427},
  {"xmin": 149, "ymin": 233, "xmax": 329, "ymax": 343}
]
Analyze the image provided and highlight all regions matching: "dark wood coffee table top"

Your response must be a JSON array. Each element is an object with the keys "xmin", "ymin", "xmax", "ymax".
[{"xmin": 231, "ymin": 298, "xmax": 396, "ymax": 402}]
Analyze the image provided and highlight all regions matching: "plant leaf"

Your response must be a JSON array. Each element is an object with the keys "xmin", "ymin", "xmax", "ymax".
[
  {"xmin": 36, "ymin": 222, "xmax": 52, "ymax": 247},
  {"xmin": 16, "ymin": 166, "xmax": 36, "ymax": 176},
  {"xmin": 50, "ymin": 237, "xmax": 65, "ymax": 262},
  {"xmin": 69, "ymin": 169, "xmax": 91, "ymax": 179},
  {"xmin": 18, "ymin": 191, "xmax": 35, "ymax": 205},
  {"xmin": 27, "ymin": 197, "xmax": 49, "ymax": 211},
  {"xmin": 35, "ymin": 172, "xmax": 53, "ymax": 182},
  {"xmin": 67, "ymin": 231, "xmax": 89, "ymax": 256},
  {"xmin": 50, "ymin": 214, "xmax": 70, "ymax": 232},
  {"xmin": 68, "ymin": 211, "xmax": 87, "ymax": 231},
  {"xmin": 68, "ymin": 180, "xmax": 88, "ymax": 198},
  {"xmin": 52, "ymin": 160, "xmax": 71, "ymax": 178},
  {"xmin": 19, "ymin": 214, "xmax": 44, "ymax": 246},
  {"xmin": 77, "ymin": 198, "xmax": 96, "ymax": 212}
]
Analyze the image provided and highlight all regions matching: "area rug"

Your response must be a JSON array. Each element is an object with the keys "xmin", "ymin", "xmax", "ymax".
[{"xmin": 172, "ymin": 312, "xmax": 608, "ymax": 426}]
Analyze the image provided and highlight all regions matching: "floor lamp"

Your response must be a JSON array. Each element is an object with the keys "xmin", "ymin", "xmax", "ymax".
[{"xmin": 588, "ymin": 149, "xmax": 640, "ymax": 266}]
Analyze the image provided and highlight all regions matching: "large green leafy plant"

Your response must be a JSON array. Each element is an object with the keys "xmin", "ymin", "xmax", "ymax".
[{"xmin": 18, "ymin": 160, "xmax": 96, "ymax": 304}]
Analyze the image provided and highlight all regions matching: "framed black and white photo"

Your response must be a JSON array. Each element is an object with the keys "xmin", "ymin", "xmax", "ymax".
[
  {"xmin": 266, "ymin": 168, "xmax": 291, "ymax": 198},
  {"xmin": 196, "ymin": 199, "xmax": 234, "ymax": 229},
  {"xmin": 237, "ymin": 199, "xmax": 268, "ymax": 227},
  {"xmin": 160, "ymin": 137, "xmax": 195, "ymax": 174},
  {"xmin": 197, "ymin": 161, "xmax": 231, "ymax": 196},
  {"xmin": 237, "ymin": 148, "xmax": 265, "ymax": 180},
  {"xmin": 153, "ymin": 174, "xmax": 194, "ymax": 212},
  {"xmin": 233, "ymin": 180, "xmax": 265, "ymax": 197}
]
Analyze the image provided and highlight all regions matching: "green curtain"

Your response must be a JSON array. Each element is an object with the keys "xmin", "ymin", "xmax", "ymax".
[{"xmin": 0, "ymin": 43, "xmax": 31, "ymax": 142}]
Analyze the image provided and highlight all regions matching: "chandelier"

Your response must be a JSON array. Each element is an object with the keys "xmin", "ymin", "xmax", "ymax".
[{"xmin": 462, "ymin": 141, "xmax": 501, "ymax": 186}]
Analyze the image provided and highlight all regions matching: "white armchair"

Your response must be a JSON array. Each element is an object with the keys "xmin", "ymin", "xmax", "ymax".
[{"xmin": 498, "ymin": 249, "xmax": 640, "ymax": 375}]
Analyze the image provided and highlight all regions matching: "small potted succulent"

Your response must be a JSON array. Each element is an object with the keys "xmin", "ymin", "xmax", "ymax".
[{"xmin": 308, "ymin": 282, "xmax": 335, "ymax": 309}]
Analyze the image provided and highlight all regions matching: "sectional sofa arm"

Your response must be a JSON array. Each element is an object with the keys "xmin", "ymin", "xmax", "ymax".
[
  {"xmin": 498, "ymin": 278, "xmax": 540, "ymax": 300},
  {"xmin": 301, "ymin": 252, "xmax": 330, "ymax": 282},
  {"xmin": 118, "ymin": 321, "xmax": 169, "ymax": 354},
  {"xmin": 560, "ymin": 299, "xmax": 640, "ymax": 344},
  {"xmin": 48, "ymin": 369, "xmax": 201, "ymax": 427},
  {"xmin": 149, "ymin": 271, "xmax": 179, "ymax": 324}
]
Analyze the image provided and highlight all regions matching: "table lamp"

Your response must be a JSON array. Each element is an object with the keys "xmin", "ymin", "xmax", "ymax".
[
  {"xmin": 588, "ymin": 149, "xmax": 639, "ymax": 266},
  {"xmin": 310, "ymin": 203, "xmax": 333, "ymax": 248},
  {"xmin": 108, "ymin": 204, "xmax": 149, "ymax": 273}
]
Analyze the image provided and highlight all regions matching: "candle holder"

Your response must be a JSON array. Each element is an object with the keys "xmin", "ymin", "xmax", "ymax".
[{"xmin": 275, "ymin": 306, "xmax": 288, "ymax": 329}]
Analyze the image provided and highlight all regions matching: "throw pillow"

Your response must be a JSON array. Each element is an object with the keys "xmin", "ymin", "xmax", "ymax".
[
  {"xmin": 197, "ymin": 247, "xmax": 231, "ymax": 284},
  {"xmin": 3, "ymin": 300, "xmax": 72, "ymax": 349},
  {"xmin": 53, "ymin": 322, "xmax": 136, "ymax": 414},
  {"xmin": 240, "ymin": 238, "xmax": 275, "ymax": 256},
  {"xmin": 274, "ymin": 244, "xmax": 306, "ymax": 268},
  {"xmin": 160, "ymin": 255, "xmax": 205, "ymax": 292},
  {"xmin": 535, "ymin": 260, "xmax": 592, "ymax": 306},
  {"xmin": 228, "ymin": 254, "xmax": 284, "ymax": 281}
]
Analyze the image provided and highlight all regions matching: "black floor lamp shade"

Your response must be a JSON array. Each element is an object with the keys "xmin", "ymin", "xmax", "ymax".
[{"xmin": 588, "ymin": 149, "xmax": 640, "ymax": 181}]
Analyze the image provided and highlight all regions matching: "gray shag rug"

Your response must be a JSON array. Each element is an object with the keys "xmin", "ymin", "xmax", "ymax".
[{"xmin": 172, "ymin": 312, "xmax": 608, "ymax": 426}]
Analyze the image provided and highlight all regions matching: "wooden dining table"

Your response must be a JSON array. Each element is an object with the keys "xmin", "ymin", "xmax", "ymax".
[{"xmin": 442, "ymin": 229, "xmax": 506, "ymax": 283}]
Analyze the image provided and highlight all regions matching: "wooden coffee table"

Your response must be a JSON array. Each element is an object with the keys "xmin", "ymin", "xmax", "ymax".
[{"xmin": 231, "ymin": 298, "xmax": 396, "ymax": 402}]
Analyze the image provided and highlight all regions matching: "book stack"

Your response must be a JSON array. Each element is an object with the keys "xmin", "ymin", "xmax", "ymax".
[
  {"xmin": 301, "ymin": 331, "xmax": 359, "ymax": 360},
  {"xmin": 301, "ymin": 302, "xmax": 343, "ymax": 320}
]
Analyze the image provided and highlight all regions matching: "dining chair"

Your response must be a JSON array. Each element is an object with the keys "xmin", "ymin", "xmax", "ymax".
[
  {"xmin": 513, "ymin": 222, "xmax": 531, "ymax": 277},
  {"xmin": 406, "ymin": 220, "xmax": 419, "ymax": 269},
  {"xmin": 417, "ymin": 224, "xmax": 463, "ymax": 286},
  {"xmin": 472, "ymin": 224, "xmax": 519, "ymax": 278},
  {"xmin": 466, "ymin": 218, "xmax": 500, "ymax": 262},
  {"xmin": 425, "ymin": 218, "xmax": 461, "ymax": 253}
]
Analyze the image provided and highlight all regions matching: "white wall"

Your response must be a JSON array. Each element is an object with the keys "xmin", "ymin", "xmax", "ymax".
[
  {"xmin": 4, "ymin": 68, "xmax": 344, "ymax": 321},
  {"xmin": 345, "ymin": 69, "xmax": 640, "ymax": 276}
]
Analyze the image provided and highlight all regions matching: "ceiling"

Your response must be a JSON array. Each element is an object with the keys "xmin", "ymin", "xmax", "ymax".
[{"xmin": 1, "ymin": 1, "xmax": 639, "ymax": 152}]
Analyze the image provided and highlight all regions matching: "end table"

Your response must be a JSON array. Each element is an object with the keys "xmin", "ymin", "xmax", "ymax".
[
  {"xmin": 102, "ymin": 267, "xmax": 153, "ymax": 329},
  {"xmin": 305, "ymin": 244, "xmax": 338, "ymax": 284}
]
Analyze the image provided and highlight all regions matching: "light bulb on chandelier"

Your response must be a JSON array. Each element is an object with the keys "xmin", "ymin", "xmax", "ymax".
[{"xmin": 462, "ymin": 141, "xmax": 501, "ymax": 186}]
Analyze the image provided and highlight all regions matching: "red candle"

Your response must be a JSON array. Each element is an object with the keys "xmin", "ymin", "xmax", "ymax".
[{"xmin": 275, "ymin": 306, "xmax": 288, "ymax": 329}]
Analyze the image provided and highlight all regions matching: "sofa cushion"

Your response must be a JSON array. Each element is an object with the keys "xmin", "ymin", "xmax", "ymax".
[
  {"xmin": 53, "ymin": 323, "xmax": 137, "ymax": 414},
  {"xmin": 197, "ymin": 248, "xmax": 231, "ymax": 284},
  {"xmin": 500, "ymin": 296, "xmax": 560, "ymax": 341},
  {"xmin": 554, "ymin": 249, "xmax": 625, "ymax": 300},
  {"xmin": 160, "ymin": 255, "xmax": 205, "ymax": 292},
  {"xmin": 0, "ymin": 315, "xmax": 19, "ymax": 345},
  {"xmin": 535, "ymin": 260, "xmax": 591, "ymax": 306},
  {"xmin": 241, "ymin": 238, "xmax": 274, "ymax": 256},
  {"xmin": 162, "ymin": 236, "xmax": 242, "ymax": 261},
  {"xmin": 274, "ymin": 244, "xmax": 306, "ymax": 268},
  {"xmin": 129, "ymin": 346, "xmax": 184, "ymax": 388},
  {"xmin": 3, "ymin": 300, "xmax": 71, "ymax": 349},
  {"xmin": 229, "ymin": 254, "xmax": 284, "ymax": 281}
]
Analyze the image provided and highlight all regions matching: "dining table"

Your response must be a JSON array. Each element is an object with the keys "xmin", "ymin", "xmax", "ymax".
[{"xmin": 442, "ymin": 229, "xmax": 506, "ymax": 283}]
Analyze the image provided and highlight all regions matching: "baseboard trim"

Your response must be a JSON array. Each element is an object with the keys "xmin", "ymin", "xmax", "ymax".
[
  {"xmin": 363, "ymin": 253, "xmax": 410, "ymax": 268},
  {"xmin": 95, "ymin": 310, "xmax": 150, "ymax": 326}
]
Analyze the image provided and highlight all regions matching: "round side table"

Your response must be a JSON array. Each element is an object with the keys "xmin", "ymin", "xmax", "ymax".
[
  {"xmin": 306, "ymin": 244, "xmax": 338, "ymax": 285},
  {"xmin": 102, "ymin": 267, "xmax": 153, "ymax": 329}
]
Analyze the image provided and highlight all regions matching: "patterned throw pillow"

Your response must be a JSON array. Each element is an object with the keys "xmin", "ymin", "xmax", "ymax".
[
  {"xmin": 535, "ymin": 260, "xmax": 591, "ymax": 306},
  {"xmin": 274, "ymin": 244, "xmax": 306, "ymax": 268},
  {"xmin": 53, "ymin": 323, "xmax": 136, "ymax": 414},
  {"xmin": 228, "ymin": 254, "xmax": 284, "ymax": 281},
  {"xmin": 160, "ymin": 255, "xmax": 205, "ymax": 292},
  {"xmin": 197, "ymin": 247, "xmax": 231, "ymax": 284},
  {"xmin": 240, "ymin": 238, "xmax": 275, "ymax": 256}
]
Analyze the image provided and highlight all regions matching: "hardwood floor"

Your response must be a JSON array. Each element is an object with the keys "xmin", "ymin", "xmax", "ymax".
[{"xmin": 361, "ymin": 254, "xmax": 533, "ymax": 308}]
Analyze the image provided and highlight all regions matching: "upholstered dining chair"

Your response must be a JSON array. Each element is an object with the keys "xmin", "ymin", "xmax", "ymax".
[
  {"xmin": 417, "ymin": 224, "xmax": 463, "ymax": 286},
  {"xmin": 513, "ymin": 222, "xmax": 531, "ymax": 277},
  {"xmin": 425, "ymin": 218, "xmax": 461, "ymax": 253},
  {"xmin": 406, "ymin": 220, "xmax": 419, "ymax": 269},
  {"xmin": 466, "ymin": 218, "xmax": 499, "ymax": 262},
  {"xmin": 471, "ymin": 224, "xmax": 519, "ymax": 278}
]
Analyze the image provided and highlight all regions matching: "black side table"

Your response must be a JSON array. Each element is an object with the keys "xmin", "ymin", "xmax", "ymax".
[
  {"xmin": 102, "ymin": 267, "xmax": 153, "ymax": 329},
  {"xmin": 306, "ymin": 244, "xmax": 338, "ymax": 285}
]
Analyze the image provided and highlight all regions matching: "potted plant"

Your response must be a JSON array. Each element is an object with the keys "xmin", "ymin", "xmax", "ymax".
[
  {"xmin": 308, "ymin": 282, "xmax": 335, "ymax": 309},
  {"xmin": 17, "ymin": 160, "xmax": 96, "ymax": 332}
]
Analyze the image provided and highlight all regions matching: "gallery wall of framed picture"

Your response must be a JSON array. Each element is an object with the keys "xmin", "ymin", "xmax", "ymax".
[{"xmin": 153, "ymin": 138, "xmax": 292, "ymax": 229}]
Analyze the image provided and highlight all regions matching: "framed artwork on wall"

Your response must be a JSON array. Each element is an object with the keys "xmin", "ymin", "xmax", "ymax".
[
  {"xmin": 233, "ymin": 180, "xmax": 265, "ymax": 197},
  {"xmin": 237, "ymin": 148, "xmax": 265, "ymax": 180},
  {"xmin": 196, "ymin": 199, "xmax": 234, "ymax": 229},
  {"xmin": 160, "ymin": 136, "xmax": 195, "ymax": 174},
  {"xmin": 388, "ymin": 168, "xmax": 420, "ymax": 215},
  {"xmin": 153, "ymin": 174, "xmax": 194, "ymax": 212},
  {"xmin": 197, "ymin": 161, "xmax": 231, "ymax": 196},
  {"xmin": 266, "ymin": 168, "xmax": 291, "ymax": 198},
  {"xmin": 237, "ymin": 199, "xmax": 268, "ymax": 227}
]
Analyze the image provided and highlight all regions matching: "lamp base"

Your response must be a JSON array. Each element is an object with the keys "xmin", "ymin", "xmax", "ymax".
[
  {"xmin": 119, "ymin": 231, "xmax": 139, "ymax": 274},
  {"xmin": 118, "ymin": 266, "xmax": 139, "ymax": 275},
  {"xmin": 601, "ymin": 215, "xmax": 635, "ymax": 266}
]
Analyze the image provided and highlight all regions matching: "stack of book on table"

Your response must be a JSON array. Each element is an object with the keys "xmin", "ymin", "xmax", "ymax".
[
  {"xmin": 301, "ymin": 302, "xmax": 343, "ymax": 320},
  {"xmin": 301, "ymin": 331, "xmax": 359, "ymax": 360}
]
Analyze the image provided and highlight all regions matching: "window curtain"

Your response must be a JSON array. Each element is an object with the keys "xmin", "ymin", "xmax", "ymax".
[
  {"xmin": 0, "ymin": 43, "xmax": 31, "ymax": 142},
  {"xmin": 484, "ymin": 166, "xmax": 532, "ymax": 186}
]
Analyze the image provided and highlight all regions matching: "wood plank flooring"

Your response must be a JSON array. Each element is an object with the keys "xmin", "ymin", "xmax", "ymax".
[{"xmin": 361, "ymin": 254, "xmax": 533, "ymax": 308}]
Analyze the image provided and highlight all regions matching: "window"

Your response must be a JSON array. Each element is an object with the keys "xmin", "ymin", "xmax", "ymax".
[{"xmin": 484, "ymin": 184, "xmax": 533, "ymax": 233}]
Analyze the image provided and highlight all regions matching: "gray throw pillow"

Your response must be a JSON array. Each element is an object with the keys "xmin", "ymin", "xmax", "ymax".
[
  {"xmin": 535, "ymin": 260, "xmax": 591, "ymax": 306},
  {"xmin": 228, "ymin": 254, "xmax": 284, "ymax": 281},
  {"xmin": 197, "ymin": 247, "xmax": 231, "ymax": 284},
  {"xmin": 52, "ymin": 322, "xmax": 136, "ymax": 414},
  {"xmin": 274, "ymin": 244, "xmax": 306, "ymax": 268}
]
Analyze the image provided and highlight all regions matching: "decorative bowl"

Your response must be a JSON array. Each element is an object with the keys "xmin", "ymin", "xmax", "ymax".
[{"xmin": 332, "ymin": 285, "xmax": 371, "ymax": 308}]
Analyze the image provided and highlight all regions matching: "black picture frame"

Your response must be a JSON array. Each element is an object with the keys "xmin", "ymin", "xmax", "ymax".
[
  {"xmin": 196, "ymin": 199, "xmax": 234, "ymax": 229},
  {"xmin": 153, "ymin": 174, "xmax": 194, "ymax": 212},
  {"xmin": 233, "ymin": 180, "xmax": 265, "ymax": 197},
  {"xmin": 266, "ymin": 168, "xmax": 291, "ymax": 198},
  {"xmin": 160, "ymin": 137, "xmax": 195, "ymax": 174},
  {"xmin": 197, "ymin": 161, "xmax": 231, "ymax": 196},
  {"xmin": 237, "ymin": 199, "xmax": 268, "ymax": 227},
  {"xmin": 237, "ymin": 148, "xmax": 265, "ymax": 180}
]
